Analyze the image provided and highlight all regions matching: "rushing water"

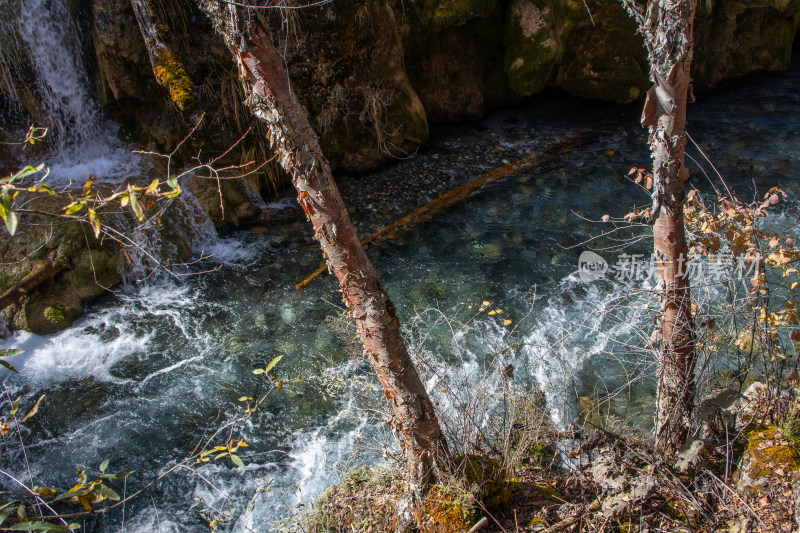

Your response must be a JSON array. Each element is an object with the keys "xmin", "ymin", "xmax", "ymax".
[
  {"xmin": 1, "ymin": 2, "xmax": 800, "ymax": 528},
  {"xmin": 0, "ymin": 61, "xmax": 798, "ymax": 531},
  {"xmin": 0, "ymin": 0, "xmax": 142, "ymax": 182}
]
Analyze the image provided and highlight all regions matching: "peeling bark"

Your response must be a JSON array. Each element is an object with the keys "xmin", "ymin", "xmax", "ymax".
[
  {"xmin": 631, "ymin": 0, "xmax": 698, "ymax": 451},
  {"xmin": 195, "ymin": 0, "xmax": 449, "ymax": 504}
]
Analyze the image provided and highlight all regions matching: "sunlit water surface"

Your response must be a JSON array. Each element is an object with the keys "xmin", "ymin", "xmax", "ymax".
[{"xmin": 1, "ymin": 61, "xmax": 799, "ymax": 531}]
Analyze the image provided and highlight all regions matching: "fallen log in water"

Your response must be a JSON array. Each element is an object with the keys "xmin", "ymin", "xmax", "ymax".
[
  {"xmin": 0, "ymin": 250, "xmax": 71, "ymax": 310},
  {"xmin": 296, "ymin": 126, "xmax": 609, "ymax": 290}
]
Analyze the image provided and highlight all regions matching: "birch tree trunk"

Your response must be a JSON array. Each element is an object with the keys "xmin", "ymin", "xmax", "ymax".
[
  {"xmin": 625, "ymin": 0, "xmax": 698, "ymax": 451},
  {"xmin": 194, "ymin": 0, "xmax": 450, "ymax": 510}
]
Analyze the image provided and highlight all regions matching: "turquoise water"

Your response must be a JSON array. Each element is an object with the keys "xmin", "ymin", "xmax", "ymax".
[{"xmin": 0, "ymin": 64, "xmax": 799, "ymax": 531}]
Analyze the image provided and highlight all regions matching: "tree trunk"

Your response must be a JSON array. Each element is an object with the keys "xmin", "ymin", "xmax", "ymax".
[
  {"xmin": 636, "ymin": 0, "xmax": 698, "ymax": 451},
  {"xmin": 129, "ymin": 0, "xmax": 194, "ymax": 110},
  {"xmin": 195, "ymin": 0, "xmax": 449, "ymax": 504}
]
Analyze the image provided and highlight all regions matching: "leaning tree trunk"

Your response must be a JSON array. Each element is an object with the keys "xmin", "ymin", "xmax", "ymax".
[
  {"xmin": 129, "ymin": 0, "xmax": 195, "ymax": 110},
  {"xmin": 628, "ymin": 0, "xmax": 698, "ymax": 451},
  {"xmin": 194, "ymin": 0, "xmax": 450, "ymax": 511}
]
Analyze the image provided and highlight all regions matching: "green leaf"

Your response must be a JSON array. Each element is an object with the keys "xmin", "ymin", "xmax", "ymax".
[
  {"xmin": 39, "ymin": 183, "xmax": 56, "ymax": 196},
  {"xmin": 129, "ymin": 192, "xmax": 143, "ymax": 221},
  {"xmin": 4, "ymin": 209, "xmax": 18, "ymax": 236},
  {"xmin": 94, "ymin": 483, "xmax": 120, "ymax": 501},
  {"xmin": 99, "ymin": 459, "xmax": 109, "ymax": 472},
  {"xmin": 166, "ymin": 175, "xmax": 178, "ymax": 189},
  {"xmin": 0, "ymin": 349, "xmax": 24, "ymax": 358},
  {"xmin": 230, "ymin": 454, "xmax": 245, "ymax": 468},
  {"xmin": 0, "ymin": 361, "xmax": 19, "ymax": 374},
  {"xmin": 0, "ymin": 164, "xmax": 45, "ymax": 185},
  {"xmin": 100, "ymin": 470, "xmax": 134, "ymax": 480},
  {"xmin": 0, "ymin": 359, "xmax": 19, "ymax": 374},
  {"xmin": 0, "ymin": 510, "xmax": 10, "ymax": 526},
  {"xmin": 64, "ymin": 203, "xmax": 83, "ymax": 215},
  {"xmin": 251, "ymin": 368, "xmax": 264, "ymax": 375},
  {"xmin": 20, "ymin": 394, "xmax": 45, "ymax": 423},
  {"xmin": 0, "ymin": 194, "xmax": 18, "ymax": 236},
  {"xmin": 264, "ymin": 355, "xmax": 283, "ymax": 375}
]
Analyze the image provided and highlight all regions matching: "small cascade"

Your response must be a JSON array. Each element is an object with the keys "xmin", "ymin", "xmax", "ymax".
[
  {"xmin": 10, "ymin": 0, "xmax": 100, "ymax": 146},
  {"xmin": 0, "ymin": 0, "xmax": 140, "ymax": 183}
]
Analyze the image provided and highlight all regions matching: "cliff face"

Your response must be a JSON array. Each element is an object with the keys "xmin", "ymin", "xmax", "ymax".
[{"xmin": 83, "ymin": 0, "xmax": 800, "ymax": 175}]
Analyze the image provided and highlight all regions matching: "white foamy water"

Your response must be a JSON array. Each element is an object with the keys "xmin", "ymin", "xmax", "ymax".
[{"xmin": 0, "ymin": 0, "xmax": 145, "ymax": 184}]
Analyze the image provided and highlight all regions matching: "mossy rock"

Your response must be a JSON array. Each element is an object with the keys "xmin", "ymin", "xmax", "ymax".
[
  {"xmin": 19, "ymin": 289, "xmax": 84, "ymax": 335},
  {"xmin": 421, "ymin": 484, "xmax": 477, "ymax": 533},
  {"xmin": 736, "ymin": 425, "xmax": 800, "ymax": 493},
  {"xmin": 693, "ymin": 0, "xmax": 800, "ymax": 87},
  {"xmin": 555, "ymin": 0, "xmax": 649, "ymax": 103},
  {"xmin": 306, "ymin": 466, "xmax": 405, "ymax": 532},
  {"xmin": 503, "ymin": 0, "xmax": 569, "ymax": 96},
  {"xmin": 154, "ymin": 49, "xmax": 195, "ymax": 110},
  {"xmin": 458, "ymin": 454, "xmax": 513, "ymax": 509},
  {"xmin": 186, "ymin": 176, "xmax": 260, "ymax": 227}
]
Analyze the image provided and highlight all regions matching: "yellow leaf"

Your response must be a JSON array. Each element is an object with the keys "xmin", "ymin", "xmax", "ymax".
[
  {"xmin": 482, "ymin": 301, "xmax": 490, "ymax": 306},
  {"xmin": 87, "ymin": 208, "xmax": 101, "ymax": 238},
  {"xmin": 504, "ymin": 319, "xmax": 512, "ymax": 326},
  {"xmin": 145, "ymin": 178, "xmax": 159, "ymax": 195}
]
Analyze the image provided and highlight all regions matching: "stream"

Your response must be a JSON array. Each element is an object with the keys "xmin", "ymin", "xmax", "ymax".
[{"xmin": 0, "ymin": 1, "xmax": 799, "ymax": 528}]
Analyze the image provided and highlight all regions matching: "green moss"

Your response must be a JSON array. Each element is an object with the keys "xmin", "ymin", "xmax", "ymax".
[
  {"xmin": 42, "ymin": 303, "xmax": 81, "ymax": 330},
  {"xmin": 503, "ymin": 0, "xmax": 564, "ymax": 96},
  {"xmin": 154, "ymin": 49, "xmax": 195, "ymax": 110},
  {"xmin": 424, "ymin": 484, "xmax": 476, "ymax": 532},
  {"xmin": 459, "ymin": 454, "xmax": 512, "ymax": 509},
  {"xmin": 430, "ymin": 0, "xmax": 498, "ymax": 30},
  {"xmin": 743, "ymin": 426, "xmax": 800, "ymax": 480},
  {"xmin": 305, "ymin": 466, "xmax": 405, "ymax": 532}
]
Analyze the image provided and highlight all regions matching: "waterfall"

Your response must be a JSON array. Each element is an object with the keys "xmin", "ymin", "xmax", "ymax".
[{"xmin": 0, "ymin": 0, "xmax": 140, "ymax": 183}]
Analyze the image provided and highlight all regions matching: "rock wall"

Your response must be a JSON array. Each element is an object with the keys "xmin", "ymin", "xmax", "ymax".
[{"xmin": 84, "ymin": 0, "xmax": 800, "ymax": 176}]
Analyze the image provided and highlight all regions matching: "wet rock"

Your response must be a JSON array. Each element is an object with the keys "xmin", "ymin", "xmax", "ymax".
[{"xmin": 186, "ymin": 176, "xmax": 261, "ymax": 228}]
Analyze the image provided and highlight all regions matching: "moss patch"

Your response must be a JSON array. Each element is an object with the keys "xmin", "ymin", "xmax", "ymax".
[
  {"xmin": 422, "ymin": 484, "xmax": 476, "ymax": 533},
  {"xmin": 154, "ymin": 49, "xmax": 194, "ymax": 110}
]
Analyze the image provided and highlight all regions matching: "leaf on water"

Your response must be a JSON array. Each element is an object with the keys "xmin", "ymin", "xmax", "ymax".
[
  {"xmin": 264, "ymin": 354, "xmax": 283, "ymax": 374},
  {"xmin": 20, "ymin": 394, "xmax": 45, "ymax": 423}
]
